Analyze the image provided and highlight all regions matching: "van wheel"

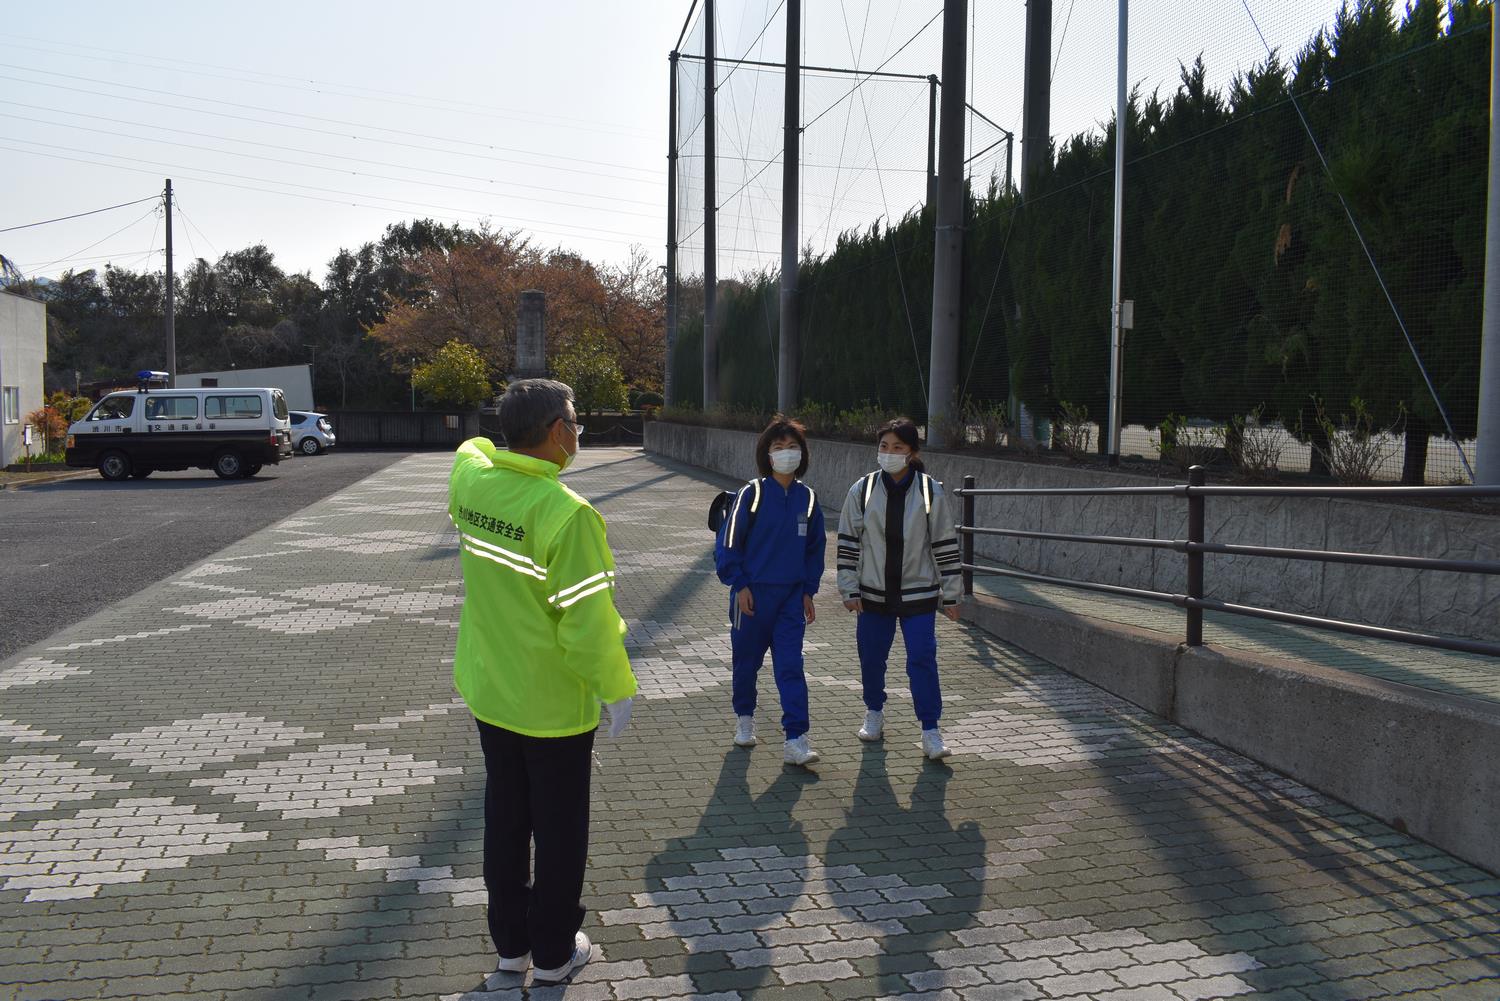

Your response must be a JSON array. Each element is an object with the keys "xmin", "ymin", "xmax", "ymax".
[
  {"xmin": 245, "ymin": 463, "xmax": 263, "ymax": 477},
  {"xmin": 98, "ymin": 451, "xmax": 132, "ymax": 481},
  {"xmin": 213, "ymin": 450, "xmax": 245, "ymax": 479},
  {"xmin": 130, "ymin": 467, "xmax": 154, "ymax": 480},
  {"xmin": 299, "ymin": 437, "xmax": 321, "ymax": 455}
]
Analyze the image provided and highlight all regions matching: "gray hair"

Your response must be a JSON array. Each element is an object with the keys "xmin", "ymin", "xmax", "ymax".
[{"xmin": 500, "ymin": 379, "xmax": 574, "ymax": 447}]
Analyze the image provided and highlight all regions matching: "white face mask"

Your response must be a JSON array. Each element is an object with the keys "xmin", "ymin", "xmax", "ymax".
[
  {"xmin": 554, "ymin": 423, "xmax": 577, "ymax": 470},
  {"xmin": 769, "ymin": 448, "xmax": 802, "ymax": 474},
  {"xmin": 877, "ymin": 451, "xmax": 909, "ymax": 474}
]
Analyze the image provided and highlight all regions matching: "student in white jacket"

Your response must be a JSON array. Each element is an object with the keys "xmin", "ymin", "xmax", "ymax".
[{"xmin": 836, "ymin": 418, "xmax": 963, "ymax": 760}]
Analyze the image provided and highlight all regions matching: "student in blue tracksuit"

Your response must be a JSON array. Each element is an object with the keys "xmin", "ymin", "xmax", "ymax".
[{"xmin": 715, "ymin": 415, "xmax": 826, "ymax": 767}]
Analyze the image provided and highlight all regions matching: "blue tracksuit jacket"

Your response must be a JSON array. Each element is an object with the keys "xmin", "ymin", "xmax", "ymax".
[
  {"xmin": 714, "ymin": 477, "xmax": 826, "ymax": 737},
  {"xmin": 715, "ymin": 477, "xmax": 825, "ymax": 593}
]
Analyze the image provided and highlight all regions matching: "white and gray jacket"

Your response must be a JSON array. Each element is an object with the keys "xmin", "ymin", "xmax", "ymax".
[{"xmin": 836, "ymin": 469, "xmax": 963, "ymax": 615}]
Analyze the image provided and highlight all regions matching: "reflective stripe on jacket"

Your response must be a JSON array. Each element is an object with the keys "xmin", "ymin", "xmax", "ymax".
[{"xmin": 450, "ymin": 438, "xmax": 637, "ymax": 736}]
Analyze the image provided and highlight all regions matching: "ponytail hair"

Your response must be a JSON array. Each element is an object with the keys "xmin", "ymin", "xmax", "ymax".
[{"xmin": 876, "ymin": 417, "xmax": 926, "ymax": 473}]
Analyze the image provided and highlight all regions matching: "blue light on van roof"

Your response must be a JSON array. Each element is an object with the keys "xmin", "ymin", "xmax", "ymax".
[{"xmin": 136, "ymin": 370, "xmax": 169, "ymax": 383}]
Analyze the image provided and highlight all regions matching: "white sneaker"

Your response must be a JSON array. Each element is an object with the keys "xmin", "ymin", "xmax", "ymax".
[
  {"xmin": 495, "ymin": 953, "xmax": 529, "ymax": 973},
  {"xmin": 734, "ymin": 715, "xmax": 757, "ymax": 747},
  {"xmin": 783, "ymin": 735, "xmax": 820, "ymax": 766},
  {"xmin": 857, "ymin": 710, "xmax": 884, "ymax": 742},
  {"xmin": 532, "ymin": 931, "xmax": 592, "ymax": 985},
  {"xmin": 921, "ymin": 728, "xmax": 951, "ymax": 760}
]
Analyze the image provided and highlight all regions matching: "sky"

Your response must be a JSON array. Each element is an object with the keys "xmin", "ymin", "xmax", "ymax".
[{"xmin": 1, "ymin": 0, "xmax": 1341, "ymax": 286}]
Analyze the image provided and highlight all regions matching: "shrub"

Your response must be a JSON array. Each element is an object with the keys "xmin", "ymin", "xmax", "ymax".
[
  {"xmin": 412, "ymin": 340, "xmax": 491, "ymax": 409},
  {"xmin": 1053, "ymin": 401, "xmax": 1094, "ymax": 462},
  {"xmin": 1156, "ymin": 413, "xmax": 1221, "ymax": 474},
  {"xmin": 1311, "ymin": 397, "xmax": 1400, "ymax": 485},
  {"xmin": 1227, "ymin": 405, "xmax": 1284, "ymax": 482}
]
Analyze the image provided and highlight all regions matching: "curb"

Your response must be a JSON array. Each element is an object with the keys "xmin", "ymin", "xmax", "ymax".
[{"xmin": 0, "ymin": 469, "xmax": 94, "ymax": 490}]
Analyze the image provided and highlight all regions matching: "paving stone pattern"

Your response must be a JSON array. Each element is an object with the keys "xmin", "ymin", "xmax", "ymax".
[{"xmin": 1, "ymin": 448, "xmax": 1497, "ymax": 1000}]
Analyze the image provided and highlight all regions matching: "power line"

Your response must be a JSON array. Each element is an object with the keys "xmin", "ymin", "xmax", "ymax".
[
  {"xmin": 13, "ymin": 249, "xmax": 157, "ymax": 270},
  {"xmin": 0, "ymin": 70, "xmax": 662, "ymax": 182},
  {"xmin": 172, "ymin": 197, "xmax": 219, "ymax": 261},
  {"xmin": 0, "ymin": 61, "xmax": 656, "ymax": 151},
  {"xmin": 22, "ymin": 203, "xmax": 158, "ymax": 274},
  {"xmin": 0, "ymin": 193, "xmax": 157, "ymax": 233},
  {"xmin": 175, "ymin": 194, "xmax": 201, "ymax": 266},
  {"xmin": 2, "ymin": 137, "xmax": 656, "ymax": 241},
  {"xmin": 0, "ymin": 40, "xmax": 654, "ymax": 141},
  {"xmin": 0, "ymin": 143, "xmax": 654, "ymax": 255},
  {"xmin": 0, "ymin": 112, "xmax": 662, "ymax": 222},
  {"xmin": 0, "ymin": 102, "xmax": 664, "ymax": 201}
]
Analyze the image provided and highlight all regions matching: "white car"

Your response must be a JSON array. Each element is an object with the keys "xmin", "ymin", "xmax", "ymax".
[{"xmin": 289, "ymin": 411, "xmax": 337, "ymax": 455}]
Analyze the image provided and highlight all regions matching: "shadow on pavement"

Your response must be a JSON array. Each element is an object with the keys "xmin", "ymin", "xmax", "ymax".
[{"xmin": 640, "ymin": 749, "xmax": 819, "ymax": 995}]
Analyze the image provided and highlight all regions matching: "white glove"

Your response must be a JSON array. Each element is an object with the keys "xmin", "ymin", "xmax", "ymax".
[{"xmin": 604, "ymin": 697, "xmax": 633, "ymax": 739}]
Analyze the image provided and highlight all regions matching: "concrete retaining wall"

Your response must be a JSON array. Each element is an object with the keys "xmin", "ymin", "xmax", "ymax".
[{"xmin": 645, "ymin": 421, "xmax": 1500, "ymax": 642}]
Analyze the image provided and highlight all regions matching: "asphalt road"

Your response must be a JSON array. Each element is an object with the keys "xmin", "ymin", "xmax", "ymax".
[{"xmin": 0, "ymin": 450, "xmax": 411, "ymax": 663}]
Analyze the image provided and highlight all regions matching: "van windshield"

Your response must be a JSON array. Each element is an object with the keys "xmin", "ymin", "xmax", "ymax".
[
  {"xmin": 88, "ymin": 395, "xmax": 134, "ymax": 421},
  {"xmin": 271, "ymin": 390, "xmax": 289, "ymax": 421}
]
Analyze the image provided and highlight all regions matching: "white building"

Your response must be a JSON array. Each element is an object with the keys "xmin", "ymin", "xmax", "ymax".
[
  {"xmin": 178, "ymin": 364, "xmax": 314, "ymax": 412},
  {"xmin": 0, "ymin": 290, "xmax": 48, "ymax": 467}
]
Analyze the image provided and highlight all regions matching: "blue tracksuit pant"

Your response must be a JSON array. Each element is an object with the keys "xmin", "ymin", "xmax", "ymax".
[
  {"xmin": 730, "ymin": 582, "xmax": 810, "ymax": 738},
  {"xmin": 856, "ymin": 610, "xmax": 942, "ymax": 730}
]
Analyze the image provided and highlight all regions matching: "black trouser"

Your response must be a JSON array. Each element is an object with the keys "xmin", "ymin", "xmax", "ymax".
[{"xmin": 476, "ymin": 719, "xmax": 595, "ymax": 969}]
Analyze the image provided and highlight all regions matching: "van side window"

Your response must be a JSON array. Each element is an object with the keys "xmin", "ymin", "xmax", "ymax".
[
  {"xmin": 206, "ymin": 395, "xmax": 263, "ymax": 419},
  {"xmin": 145, "ymin": 396, "xmax": 199, "ymax": 421},
  {"xmin": 271, "ymin": 391, "xmax": 289, "ymax": 421},
  {"xmin": 89, "ymin": 395, "xmax": 135, "ymax": 421}
]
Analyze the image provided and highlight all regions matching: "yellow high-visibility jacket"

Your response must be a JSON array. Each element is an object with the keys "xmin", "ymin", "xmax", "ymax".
[{"xmin": 449, "ymin": 438, "xmax": 637, "ymax": 736}]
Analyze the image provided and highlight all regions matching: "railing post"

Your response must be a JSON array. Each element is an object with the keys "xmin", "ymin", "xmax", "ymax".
[
  {"xmin": 962, "ymin": 475, "xmax": 976, "ymax": 597},
  {"xmin": 1186, "ymin": 465, "xmax": 1206, "ymax": 646}
]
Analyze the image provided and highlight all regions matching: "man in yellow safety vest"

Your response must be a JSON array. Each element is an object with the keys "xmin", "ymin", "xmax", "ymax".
[{"xmin": 449, "ymin": 378, "xmax": 637, "ymax": 986}]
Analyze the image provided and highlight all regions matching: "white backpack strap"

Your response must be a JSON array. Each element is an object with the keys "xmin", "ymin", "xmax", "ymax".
[
  {"xmin": 749, "ymin": 477, "xmax": 762, "ymax": 513},
  {"xmin": 919, "ymin": 472, "xmax": 932, "ymax": 515},
  {"xmin": 861, "ymin": 471, "xmax": 879, "ymax": 510},
  {"xmin": 804, "ymin": 483, "xmax": 817, "ymax": 518}
]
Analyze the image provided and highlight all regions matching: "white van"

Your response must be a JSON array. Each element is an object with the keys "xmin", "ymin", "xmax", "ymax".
[{"xmin": 66, "ymin": 383, "xmax": 293, "ymax": 480}]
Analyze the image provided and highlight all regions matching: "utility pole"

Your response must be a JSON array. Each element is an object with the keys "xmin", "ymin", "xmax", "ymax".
[
  {"xmin": 703, "ymin": 0, "xmax": 719, "ymax": 409},
  {"xmin": 926, "ymin": 75, "xmax": 939, "ymax": 209},
  {"xmin": 777, "ymin": 0, "xmax": 801, "ymax": 413},
  {"xmin": 666, "ymin": 50, "xmax": 680, "ymax": 408},
  {"xmin": 1020, "ymin": 0, "xmax": 1052, "ymax": 199},
  {"xmin": 410, "ymin": 357, "xmax": 416, "ymax": 413},
  {"xmin": 163, "ymin": 178, "xmax": 176, "ymax": 388},
  {"xmin": 1477, "ymin": 2, "xmax": 1500, "ymax": 486},
  {"xmin": 1106, "ymin": 0, "xmax": 1129, "ymax": 463},
  {"xmin": 926, "ymin": 0, "xmax": 967, "ymax": 447},
  {"xmin": 1014, "ymin": 0, "xmax": 1052, "ymax": 442}
]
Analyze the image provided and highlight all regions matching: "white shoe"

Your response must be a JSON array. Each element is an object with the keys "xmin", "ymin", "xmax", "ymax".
[
  {"xmin": 533, "ymin": 931, "xmax": 592, "ymax": 985},
  {"xmin": 783, "ymin": 735, "xmax": 820, "ymax": 766},
  {"xmin": 734, "ymin": 715, "xmax": 757, "ymax": 747},
  {"xmin": 857, "ymin": 710, "xmax": 884, "ymax": 742},
  {"xmin": 495, "ymin": 953, "xmax": 529, "ymax": 973},
  {"xmin": 921, "ymin": 728, "xmax": 951, "ymax": 760}
]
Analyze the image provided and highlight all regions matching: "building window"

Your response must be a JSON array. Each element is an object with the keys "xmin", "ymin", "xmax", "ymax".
[
  {"xmin": 201, "ymin": 377, "xmax": 218, "ymax": 387},
  {"xmin": 2, "ymin": 386, "xmax": 19, "ymax": 424}
]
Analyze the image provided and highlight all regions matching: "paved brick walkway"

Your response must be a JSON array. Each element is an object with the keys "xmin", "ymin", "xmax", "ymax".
[{"xmin": 1, "ymin": 448, "xmax": 1497, "ymax": 1000}]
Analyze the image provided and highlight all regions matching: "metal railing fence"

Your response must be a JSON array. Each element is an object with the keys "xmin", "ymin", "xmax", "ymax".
[{"xmin": 955, "ymin": 467, "xmax": 1500, "ymax": 659}]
